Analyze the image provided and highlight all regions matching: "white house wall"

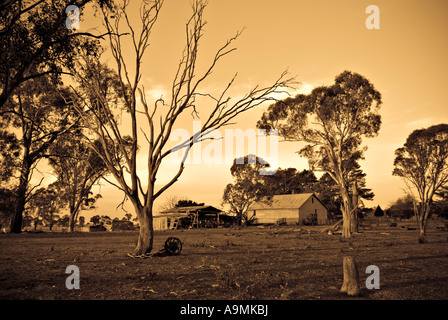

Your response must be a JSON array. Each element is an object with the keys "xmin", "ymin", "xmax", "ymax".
[
  {"xmin": 253, "ymin": 208, "xmax": 299, "ymax": 224},
  {"xmin": 153, "ymin": 216, "xmax": 168, "ymax": 230},
  {"xmin": 251, "ymin": 195, "xmax": 329, "ymax": 225}
]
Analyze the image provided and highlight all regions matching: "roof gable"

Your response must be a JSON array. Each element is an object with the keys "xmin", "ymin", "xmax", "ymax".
[{"xmin": 249, "ymin": 193, "xmax": 325, "ymax": 210}]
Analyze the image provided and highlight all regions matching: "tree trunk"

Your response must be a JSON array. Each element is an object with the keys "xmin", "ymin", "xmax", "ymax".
[
  {"xmin": 11, "ymin": 129, "xmax": 33, "ymax": 233},
  {"xmin": 340, "ymin": 256, "xmax": 360, "ymax": 296},
  {"xmin": 68, "ymin": 201, "xmax": 82, "ymax": 232},
  {"xmin": 419, "ymin": 216, "xmax": 427, "ymax": 236},
  {"xmin": 130, "ymin": 205, "xmax": 154, "ymax": 256},
  {"xmin": 11, "ymin": 159, "xmax": 32, "ymax": 233},
  {"xmin": 341, "ymin": 195, "xmax": 353, "ymax": 239},
  {"xmin": 418, "ymin": 205, "xmax": 429, "ymax": 242},
  {"xmin": 69, "ymin": 215, "xmax": 75, "ymax": 233},
  {"xmin": 416, "ymin": 202, "xmax": 431, "ymax": 242},
  {"xmin": 350, "ymin": 212, "xmax": 358, "ymax": 234},
  {"xmin": 350, "ymin": 181, "xmax": 359, "ymax": 233},
  {"xmin": 342, "ymin": 213, "xmax": 351, "ymax": 239},
  {"xmin": 336, "ymin": 180, "xmax": 355, "ymax": 239}
]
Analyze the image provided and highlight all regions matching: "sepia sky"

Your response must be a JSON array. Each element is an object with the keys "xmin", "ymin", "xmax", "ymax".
[{"xmin": 49, "ymin": 0, "xmax": 448, "ymax": 219}]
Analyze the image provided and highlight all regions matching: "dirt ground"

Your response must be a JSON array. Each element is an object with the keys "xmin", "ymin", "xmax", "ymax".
[{"xmin": 1, "ymin": 221, "xmax": 448, "ymax": 300}]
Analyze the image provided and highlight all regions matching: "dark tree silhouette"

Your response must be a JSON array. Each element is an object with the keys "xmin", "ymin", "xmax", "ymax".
[
  {"xmin": 175, "ymin": 200, "xmax": 205, "ymax": 207},
  {"xmin": 373, "ymin": 205, "xmax": 384, "ymax": 217},
  {"xmin": 0, "ymin": 75, "xmax": 79, "ymax": 233},
  {"xmin": 0, "ymin": 0, "xmax": 114, "ymax": 109}
]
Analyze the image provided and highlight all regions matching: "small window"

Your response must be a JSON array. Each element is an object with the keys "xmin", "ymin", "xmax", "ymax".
[{"xmin": 312, "ymin": 197, "xmax": 314, "ymax": 203}]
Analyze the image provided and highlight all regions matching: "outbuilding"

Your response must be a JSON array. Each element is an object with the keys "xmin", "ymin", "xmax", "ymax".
[
  {"xmin": 248, "ymin": 193, "xmax": 329, "ymax": 225},
  {"xmin": 154, "ymin": 205, "xmax": 228, "ymax": 230}
]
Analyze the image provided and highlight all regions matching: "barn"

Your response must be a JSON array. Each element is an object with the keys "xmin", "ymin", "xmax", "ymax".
[{"xmin": 248, "ymin": 193, "xmax": 329, "ymax": 225}]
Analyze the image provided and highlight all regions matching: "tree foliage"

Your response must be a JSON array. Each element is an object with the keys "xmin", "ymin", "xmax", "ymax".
[
  {"xmin": 264, "ymin": 168, "xmax": 317, "ymax": 195},
  {"xmin": 393, "ymin": 124, "xmax": 448, "ymax": 236},
  {"xmin": 175, "ymin": 200, "xmax": 205, "ymax": 207},
  {"xmin": 373, "ymin": 205, "xmax": 384, "ymax": 217},
  {"xmin": 0, "ymin": 75, "xmax": 79, "ymax": 232},
  {"xmin": 48, "ymin": 133, "xmax": 107, "ymax": 232},
  {"xmin": 0, "ymin": 0, "xmax": 113, "ymax": 109},
  {"xmin": 257, "ymin": 70, "xmax": 382, "ymax": 238},
  {"xmin": 386, "ymin": 194, "xmax": 415, "ymax": 219},
  {"xmin": 25, "ymin": 185, "xmax": 63, "ymax": 230},
  {"xmin": 222, "ymin": 155, "xmax": 272, "ymax": 225}
]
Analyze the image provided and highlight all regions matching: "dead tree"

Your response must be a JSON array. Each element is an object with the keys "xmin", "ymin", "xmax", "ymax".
[{"xmin": 71, "ymin": 0, "xmax": 294, "ymax": 256}]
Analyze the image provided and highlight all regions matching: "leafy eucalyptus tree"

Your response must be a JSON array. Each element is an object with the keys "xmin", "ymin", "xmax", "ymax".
[
  {"xmin": 48, "ymin": 135, "xmax": 107, "ymax": 232},
  {"xmin": 257, "ymin": 71, "xmax": 382, "ymax": 238},
  {"xmin": 0, "ymin": 75, "xmax": 78, "ymax": 233},
  {"xmin": 0, "ymin": 0, "xmax": 113, "ymax": 109},
  {"xmin": 393, "ymin": 124, "xmax": 448, "ymax": 239}
]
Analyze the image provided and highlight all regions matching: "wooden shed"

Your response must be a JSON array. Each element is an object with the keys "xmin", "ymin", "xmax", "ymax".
[
  {"xmin": 154, "ymin": 205, "xmax": 224, "ymax": 230},
  {"xmin": 248, "ymin": 193, "xmax": 329, "ymax": 225}
]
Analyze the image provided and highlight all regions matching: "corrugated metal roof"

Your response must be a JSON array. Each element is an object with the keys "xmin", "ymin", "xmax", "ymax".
[
  {"xmin": 249, "ymin": 193, "xmax": 315, "ymax": 210},
  {"xmin": 160, "ymin": 205, "xmax": 221, "ymax": 214}
]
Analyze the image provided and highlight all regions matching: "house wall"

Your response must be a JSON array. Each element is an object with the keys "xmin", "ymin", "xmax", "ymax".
[
  {"xmin": 251, "ymin": 195, "xmax": 329, "ymax": 225},
  {"xmin": 252, "ymin": 208, "xmax": 299, "ymax": 224},
  {"xmin": 153, "ymin": 216, "xmax": 168, "ymax": 231},
  {"xmin": 299, "ymin": 196, "xmax": 328, "ymax": 224}
]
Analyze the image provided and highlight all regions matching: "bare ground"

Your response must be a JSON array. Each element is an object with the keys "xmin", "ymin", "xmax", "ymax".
[{"xmin": 1, "ymin": 221, "xmax": 448, "ymax": 300}]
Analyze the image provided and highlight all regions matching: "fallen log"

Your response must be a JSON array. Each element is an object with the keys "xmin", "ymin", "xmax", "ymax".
[{"xmin": 322, "ymin": 219, "xmax": 343, "ymax": 233}]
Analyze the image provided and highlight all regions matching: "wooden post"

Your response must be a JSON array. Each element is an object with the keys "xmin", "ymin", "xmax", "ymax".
[{"xmin": 340, "ymin": 256, "xmax": 360, "ymax": 296}]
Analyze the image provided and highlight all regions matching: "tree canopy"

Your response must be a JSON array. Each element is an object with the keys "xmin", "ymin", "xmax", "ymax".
[
  {"xmin": 0, "ymin": 0, "xmax": 114, "ymax": 109},
  {"xmin": 222, "ymin": 155, "xmax": 272, "ymax": 225},
  {"xmin": 393, "ymin": 123, "xmax": 448, "ymax": 236},
  {"xmin": 257, "ymin": 70, "xmax": 382, "ymax": 238}
]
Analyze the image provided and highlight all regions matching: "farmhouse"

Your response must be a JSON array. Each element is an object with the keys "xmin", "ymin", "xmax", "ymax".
[
  {"xmin": 248, "ymin": 193, "xmax": 329, "ymax": 225},
  {"xmin": 154, "ymin": 205, "xmax": 232, "ymax": 230}
]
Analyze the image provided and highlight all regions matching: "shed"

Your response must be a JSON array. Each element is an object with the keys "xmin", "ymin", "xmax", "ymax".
[
  {"xmin": 154, "ymin": 205, "xmax": 224, "ymax": 230},
  {"xmin": 248, "ymin": 193, "xmax": 329, "ymax": 225}
]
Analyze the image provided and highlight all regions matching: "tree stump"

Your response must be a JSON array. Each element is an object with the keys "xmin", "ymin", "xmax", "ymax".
[{"xmin": 340, "ymin": 256, "xmax": 360, "ymax": 296}]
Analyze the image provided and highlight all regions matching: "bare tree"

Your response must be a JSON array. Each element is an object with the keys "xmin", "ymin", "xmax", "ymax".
[
  {"xmin": 157, "ymin": 194, "xmax": 185, "ymax": 214},
  {"xmin": 71, "ymin": 0, "xmax": 293, "ymax": 256}
]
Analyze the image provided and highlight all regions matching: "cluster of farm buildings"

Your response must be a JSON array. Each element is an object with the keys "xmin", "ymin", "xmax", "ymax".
[
  {"xmin": 152, "ymin": 193, "xmax": 330, "ymax": 231},
  {"xmin": 18, "ymin": 193, "xmax": 330, "ymax": 232}
]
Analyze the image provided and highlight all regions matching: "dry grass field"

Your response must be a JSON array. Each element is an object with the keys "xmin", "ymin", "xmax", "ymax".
[{"xmin": 1, "ymin": 221, "xmax": 448, "ymax": 301}]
